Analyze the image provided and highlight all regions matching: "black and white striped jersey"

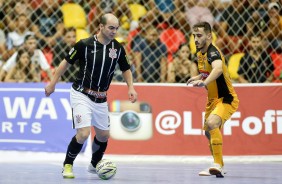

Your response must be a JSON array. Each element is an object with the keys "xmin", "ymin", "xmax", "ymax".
[{"xmin": 65, "ymin": 35, "xmax": 130, "ymax": 92}]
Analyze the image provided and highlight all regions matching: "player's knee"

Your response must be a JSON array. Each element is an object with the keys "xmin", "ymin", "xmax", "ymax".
[
  {"xmin": 96, "ymin": 132, "xmax": 110, "ymax": 142},
  {"xmin": 206, "ymin": 115, "xmax": 222, "ymax": 130},
  {"xmin": 76, "ymin": 128, "xmax": 91, "ymax": 143},
  {"xmin": 206, "ymin": 119, "xmax": 220, "ymax": 130}
]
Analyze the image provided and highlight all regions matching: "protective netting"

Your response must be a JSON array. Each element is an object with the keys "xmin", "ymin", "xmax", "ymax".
[{"xmin": 0, "ymin": 0, "xmax": 281, "ymax": 83}]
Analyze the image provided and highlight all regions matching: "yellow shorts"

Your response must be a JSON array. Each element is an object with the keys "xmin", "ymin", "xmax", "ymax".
[{"xmin": 203, "ymin": 97, "xmax": 239, "ymax": 131}]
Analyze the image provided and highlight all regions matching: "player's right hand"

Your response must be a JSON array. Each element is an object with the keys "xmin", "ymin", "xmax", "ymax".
[{"xmin": 45, "ymin": 84, "xmax": 55, "ymax": 97}]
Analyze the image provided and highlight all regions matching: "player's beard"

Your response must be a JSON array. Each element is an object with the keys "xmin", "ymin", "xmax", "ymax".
[{"xmin": 196, "ymin": 40, "xmax": 205, "ymax": 50}]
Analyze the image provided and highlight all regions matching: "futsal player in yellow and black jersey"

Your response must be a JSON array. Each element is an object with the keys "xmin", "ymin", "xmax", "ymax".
[{"xmin": 187, "ymin": 22, "xmax": 239, "ymax": 178}]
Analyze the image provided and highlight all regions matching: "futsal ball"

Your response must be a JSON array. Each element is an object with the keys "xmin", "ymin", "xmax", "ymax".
[{"xmin": 96, "ymin": 159, "xmax": 117, "ymax": 180}]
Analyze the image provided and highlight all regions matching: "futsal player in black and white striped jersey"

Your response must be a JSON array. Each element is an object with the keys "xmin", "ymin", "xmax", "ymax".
[{"xmin": 45, "ymin": 13, "xmax": 138, "ymax": 179}]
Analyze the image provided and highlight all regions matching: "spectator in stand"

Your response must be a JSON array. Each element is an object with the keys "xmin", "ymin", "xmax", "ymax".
[
  {"xmin": 127, "ymin": 15, "xmax": 151, "ymax": 53},
  {"xmin": 4, "ymin": 48, "xmax": 40, "ymax": 82},
  {"xmin": 184, "ymin": 0, "xmax": 215, "ymax": 29},
  {"xmin": 216, "ymin": 0, "xmax": 250, "ymax": 56},
  {"xmin": 0, "ymin": 34, "xmax": 52, "ymax": 82},
  {"xmin": 144, "ymin": 0, "xmax": 189, "ymax": 33},
  {"xmin": 4, "ymin": 14, "xmax": 33, "ymax": 60},
  {"xmin": 31, "ymin": 0, "xmax": 64, "ymax": 48},
  {"xmin": 52, "ymin": 27, "xmax": 78, "ymax": 82},
  {"xmin": 113, "ymin": 36, "xmax": 136, "ymax": 82},
  {"xmin": 167, "ymin": 43, "xmax": 198, "ymax": 83},
  {"xmin": 0, "ymin": 29, "xmax": 5, "ymax": 66},
  {"xmin": 246, "ymin": 0, "xmax": 269, "ymax": 38},
  {"xmin": 2, "ymin": 1, "xmax": 31, "ymax": 32},
  {"xmin": 132, "ymin": 25, "xmax": 167, "ymax": 83},
  {"xmin": 237, "ymin": 34, "xmax": 274, "ymax": 83},
  {"xmin": 261, "ymin": 2, "xmax": 282, "ymax": 53}
]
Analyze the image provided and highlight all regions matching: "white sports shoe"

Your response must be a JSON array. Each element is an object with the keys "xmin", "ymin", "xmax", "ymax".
[
  {"xmin": 209, "ymin": 163, "xmax": 224, "ymax": 178},
  {"xmin": 199, "ymin": 167, "xmax": 211, "ymax": 176},
  {"xmin": 87, "ymin": 163, "xmax": 96, "ymax": 174},
  {"xmin": 199, "ymin": 165, "xmax": 226, "ymax": 177}
]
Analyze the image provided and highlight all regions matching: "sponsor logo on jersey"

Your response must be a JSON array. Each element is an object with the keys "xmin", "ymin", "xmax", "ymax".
[{"xmin": 109, "ymin": 47, "xmax": 117, "ymax": 59}]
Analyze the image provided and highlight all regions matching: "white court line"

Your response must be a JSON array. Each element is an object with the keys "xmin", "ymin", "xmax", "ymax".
[
  {"xmin": 0, "ymin": 88, "xmax": 70, "ymax": 92},
  {"xmin": 0, "ymin": 139, "xmax": 46, "ymax": 144}
]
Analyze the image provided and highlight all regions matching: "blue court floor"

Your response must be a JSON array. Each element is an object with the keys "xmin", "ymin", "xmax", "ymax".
[
  {"xmin": 1, "ymin": 162, "xmax": 282, "ymax": 184},
  {"xmin": 0, "ymin": 151, "xmax": 281, "ymax": 184}
]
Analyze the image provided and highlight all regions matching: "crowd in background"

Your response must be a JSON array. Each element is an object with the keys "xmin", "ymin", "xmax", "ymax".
[{"xmin": 0, "ymin": 0, "xmax": 281, "ymax": 83}]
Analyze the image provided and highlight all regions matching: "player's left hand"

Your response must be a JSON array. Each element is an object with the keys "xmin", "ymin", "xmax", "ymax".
[{"xmin": 128, "ymin": 88, "xmax": 137, "ymax": 103}]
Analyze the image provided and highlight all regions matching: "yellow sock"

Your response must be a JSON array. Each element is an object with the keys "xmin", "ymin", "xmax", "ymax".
[
  {"xmin": 209, "ymin": 128, "xmax": 223, "ymax": 167},
  {"xmin": 208, "ymin": 143, "xmax": 213, "ymax": 157},
  {"xmin": 208, "ymin": 142, "xmax": 224, "ymax": 166}
]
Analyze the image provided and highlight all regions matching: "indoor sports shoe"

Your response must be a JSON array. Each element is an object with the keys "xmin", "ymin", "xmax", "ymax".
[
  {"xmin": 87, "ymin": 163, "xmax": 97, "ymax": 174},
  {"xmin": 209, "ymin": 163, "xmax": 224, "ymax": 178},
  {"xmin": 199, "ymin": 166, "xmax": 227, "ymax": 176},
  {"xmin": 62, "ymin": 164, "xmax": 75, "ymax": 179},
  {"xmin": 199, "ymin": 167, "xmax": 211, "ymax": 176}
]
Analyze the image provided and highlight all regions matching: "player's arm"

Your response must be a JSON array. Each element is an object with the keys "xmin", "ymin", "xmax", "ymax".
[
  {"xmin": 122, "ymin": 69, "xmax": 137, "ymax": 103},
  {"xmin": 189, "ymin": 59, "xmax": 223, "ymax": 87},
  {"xmin": 45, "ymin": 59, "xmax": 70, "ymax": 96},
  {"xmin": 203, "ymin": 59, "xmax": 223, "ymax": 86}
]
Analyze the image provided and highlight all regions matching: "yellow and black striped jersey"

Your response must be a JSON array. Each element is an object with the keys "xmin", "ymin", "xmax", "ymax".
[{"xmin": 196, "ymin": 44, "xmax": 237, "ymax": 104}]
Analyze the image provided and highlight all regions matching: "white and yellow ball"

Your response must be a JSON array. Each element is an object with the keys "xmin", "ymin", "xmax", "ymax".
[{"xmin": 96, "ymin": 159, "xmax": 117, "ymax": 180}]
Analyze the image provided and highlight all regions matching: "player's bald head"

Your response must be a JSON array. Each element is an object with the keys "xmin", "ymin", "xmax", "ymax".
[{"xmin": 99, "ymin": 13, "xmax": 119, "ymax": 26}]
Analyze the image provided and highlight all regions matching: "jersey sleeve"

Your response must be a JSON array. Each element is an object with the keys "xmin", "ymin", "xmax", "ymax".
[
  {"xmin": 65, "ymin": 40, "xmax": 84, "ymax": 65},
  {"xmin": 207, "ymin": 49, "xmax": 222, "ymax": 64},
  {"xmin": 117, "ymin": 46, "xmax": 131, "ymax": 71}
]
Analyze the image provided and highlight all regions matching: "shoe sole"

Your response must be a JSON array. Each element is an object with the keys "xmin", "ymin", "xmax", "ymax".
[
  {"xmin": 199, "ymin": 173, "xmax": 211, "ymax": 176},
  {"xmin": 63, "ymin": 175, "xmax": 75, "ymax": 179},
  {"xmin": 209, "ymin": 168, "xmax": 224, "ymax": 178}
]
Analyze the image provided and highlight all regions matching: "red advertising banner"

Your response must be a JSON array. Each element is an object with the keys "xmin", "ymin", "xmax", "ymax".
[{"xmin": 102, "ymin": 83, "xmax": 282, "ymax": 156}]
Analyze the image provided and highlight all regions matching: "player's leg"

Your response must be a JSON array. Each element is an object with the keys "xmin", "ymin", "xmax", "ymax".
[
  {"xmin": 62, "ymin": 88, "xmax": 93, "ymax": 178},
  {"xmin": 207, "ymin": 98, "xmax": 239, "ymax": 177},
  {"xmin": 206, "ymin": 114, "xmax": 223, "ymax": 166},
  {"xmin": 88, "ymin": 102, "xmax": 110, "ymax": 173},
  {"xmin": 62, "ymin": 127, "xmax": 91, "ymax": 178},
  {"xmin": 88, "ymin": 127, "xmax": 110, "ymax": 173},
  {"xmin": 199, "ymin": 101, "xmax": 213, "ymax": 176}
]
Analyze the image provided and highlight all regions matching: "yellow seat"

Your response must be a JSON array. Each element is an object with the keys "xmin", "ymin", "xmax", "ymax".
[
  {"xmin": 228, "ymin": 53, "xmax": 245, "ymax": 80},
  {"xmin": 76, "ymin": 28, "xmax": 89, "ymax": 42},
  {"xmin": 121, "ymin": 3, "xmax": 147, "ymax": 30},
  {"xmin": 129, "ymin": 3, "xmax": 147, "ymax": 21},
  {"xmin": 61, "ymin": 3, "xmax": 87, "ymax": 29},
  {"xmin": 189, "ymin": 32, "xmax": 217, "ymax": 54}
]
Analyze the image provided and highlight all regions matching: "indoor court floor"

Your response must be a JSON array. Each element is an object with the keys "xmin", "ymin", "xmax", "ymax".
[{"xmin": 0, "ymin": 151, "xmax": 281, "ymax": 184}]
